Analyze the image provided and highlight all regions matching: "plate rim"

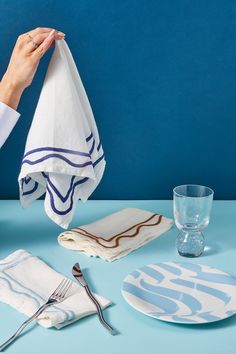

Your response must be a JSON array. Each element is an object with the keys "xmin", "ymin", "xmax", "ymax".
[{"xmin": 121, "ymin": 261, "xmax": 236, "ymax": 324}]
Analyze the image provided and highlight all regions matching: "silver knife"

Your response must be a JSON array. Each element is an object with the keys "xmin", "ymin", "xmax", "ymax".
[{"xmin": 72, "ymin": 263, "xmax": 116, "ymax": 335}]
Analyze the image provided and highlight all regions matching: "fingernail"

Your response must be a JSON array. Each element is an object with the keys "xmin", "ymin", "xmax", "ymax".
[{"xmin": 57, "ymin": 31, "xmax": 65, "ymax": 36}]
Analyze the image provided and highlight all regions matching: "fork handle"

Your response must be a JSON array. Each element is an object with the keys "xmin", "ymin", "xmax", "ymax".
[
  {"xmin": 84, "ymin": 285, "xmax": 116, "ymax": 335},
  {"xmin": 0, "ymin": 303, "xmax": 51, "ymax": 351}
]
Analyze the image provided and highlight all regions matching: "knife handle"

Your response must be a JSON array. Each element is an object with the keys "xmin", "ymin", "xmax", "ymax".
[{"xmin": 84, "ymin": 285, "xmax": 116, "ymax": 335}]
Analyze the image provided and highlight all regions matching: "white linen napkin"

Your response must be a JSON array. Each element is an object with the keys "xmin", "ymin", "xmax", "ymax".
[
  {"xmin": 58, "ymin": 208, "xmax": 173, "ymax": 262},
  {"xmin": 18, "ymin": 40, "xmax": 105, "ymax": 229},
  {"xmin": 0, "ymin": 250, "xmax": 111, "ymax": 329}
]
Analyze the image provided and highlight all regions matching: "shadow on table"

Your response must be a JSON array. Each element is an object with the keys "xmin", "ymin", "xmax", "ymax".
[{"xmin": 200, "ymin": 244, "xmax": 221, "ymax": 257}]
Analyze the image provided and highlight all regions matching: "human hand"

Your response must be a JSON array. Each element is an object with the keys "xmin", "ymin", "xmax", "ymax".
[{"xmin": 0, "ymin": 27, "xmax": 65, "ymax": 110}]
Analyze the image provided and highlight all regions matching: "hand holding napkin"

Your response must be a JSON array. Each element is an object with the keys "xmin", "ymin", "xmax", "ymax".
[
  {"xmin": 58, "ymin": 208, "xmax": 173, "ymax": 262},
  {"xmin": 18, "ymin": 40, "xmax": 105, "ymax": 228},
  {"xmin": 0, "ymin": 250, "xmax": 111, "ymax": 329}
]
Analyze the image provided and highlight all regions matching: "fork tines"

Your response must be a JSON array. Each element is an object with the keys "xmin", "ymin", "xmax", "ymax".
[{"xmin": 51, "ymin": 278, "xmax": 73, "ymax": 299}]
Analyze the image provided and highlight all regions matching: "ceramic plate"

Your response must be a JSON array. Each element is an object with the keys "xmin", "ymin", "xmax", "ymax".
[{"xmin": 122, "ymin": 262, "xmax": 236, "ymax": 324}]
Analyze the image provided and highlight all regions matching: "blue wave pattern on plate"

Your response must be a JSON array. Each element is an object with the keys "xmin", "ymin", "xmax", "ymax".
[
  {"xmin": 123, "ymin": 281, "xmax": 179, "ymax": 314},
  {"xmin": 175, "ymin": 262, "xmax": 236, "ymax": 286},
  {"xmin": 171, "ymin": 278, "xmax": 231, "ymax": 305},
  {"xmin": 122, "ymin": 262, "xmax": 236, "ymax": 324},
  {"xmin": 139, "ymin": 279, "xmax": 202, "ymax": 315}
]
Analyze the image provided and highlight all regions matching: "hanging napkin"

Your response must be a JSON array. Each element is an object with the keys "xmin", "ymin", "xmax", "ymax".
[
  {"xmin": 58, "ymin": 208, "xmax": 173, "ymax": 262},
  {"xmin": 18, "ymin": 40, "xmax": 105, "ymax": 228},
  {"xmin": 0, "ymin": 250, "xmax": 111, "ymax": 329}
]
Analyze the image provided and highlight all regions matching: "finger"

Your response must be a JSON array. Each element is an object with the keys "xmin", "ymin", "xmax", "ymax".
[
  {"xmin": 34, "ymin": 32, "xmax": 64, "ymax": 45},
  {"xmin": 18, "ymin": 28, "xmax": 52, "ymax": 45},
  {"xmin": 26, "ymin": 31, "xmax": 64, "ymax": 53},
  {"xmin": 28, "ymin": 27, "xmax": 65, "ymax": 38},
  {"xmin": 15, "ymin": 33, "xmax": 33, "ymax": 53},
  {"xmin": 15, "ymin": 30, "xmax": 46, "ymax": 50},
  {"xmin": 27, "ymin": 27, "xmax": 54, "ymax": 37},
  {"xmin": 33, "ymin": 31, "xmax": 57, "ymax": 58}
]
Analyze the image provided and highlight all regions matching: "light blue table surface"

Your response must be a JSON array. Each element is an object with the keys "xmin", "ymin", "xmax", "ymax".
[{"xmin": 0, "ymin": 200, "xmax": 235, "ymax": 354}]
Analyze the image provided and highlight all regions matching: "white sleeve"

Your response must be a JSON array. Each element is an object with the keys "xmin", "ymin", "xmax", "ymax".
[{"xmin": 0, "ymin": 101, "xmax": 20, "ymax": 149}]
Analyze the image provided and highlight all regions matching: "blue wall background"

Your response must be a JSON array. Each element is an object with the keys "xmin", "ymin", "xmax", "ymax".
[{"xmin": 0, "ymin": 0, "xmax": 235, "ymax": 200}]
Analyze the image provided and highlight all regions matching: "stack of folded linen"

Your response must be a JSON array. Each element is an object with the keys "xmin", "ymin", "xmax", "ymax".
[{"xmin": 58, "ymin": 208, "xmax": 173, "ymax": 262}]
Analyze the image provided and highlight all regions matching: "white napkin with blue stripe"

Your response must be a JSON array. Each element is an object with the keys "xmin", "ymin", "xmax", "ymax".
[
  {"xmin": 18, "ymin": 40, "xmax": 105, "ymax": 228},
  {"xmin": 0, "ymin": 250, "xmax": 111, "ymax": 329}
]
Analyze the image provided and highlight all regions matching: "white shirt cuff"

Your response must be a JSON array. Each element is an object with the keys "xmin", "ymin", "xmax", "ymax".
[{"xmin": 0, "ymin": 101, "xmax": 20, "ymax": 148}]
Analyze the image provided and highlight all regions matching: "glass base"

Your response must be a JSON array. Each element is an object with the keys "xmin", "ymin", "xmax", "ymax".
[
  {"xmin": 176, "ymin": 230, "xmax": 205, "ymax": 258},
  {"xmin": 178, "ymin": 250, "xmax": 204, "ymax": 258}
]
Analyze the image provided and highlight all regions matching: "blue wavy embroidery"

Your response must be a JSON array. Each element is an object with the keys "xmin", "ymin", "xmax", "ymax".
[
  {"xmin": 23, "ymin": 131, "xmax": 94, "ymax": 157},
  {"xmin": 4, "ymin": 255, "xmax": 73, "ymax": 320},
  {"xmin": 1, "ymin": 254, "xmax": 75, "ymax": 323},
  {"xmin": 46, "ymin": 177, "xmax": 89, "ymax": 215},
  {"xmin": 0, "ymin": 276, "xmax": 41, "ymax": 308},
  {"xmin": 20, "ymin": 140, "xmax": 105, "ymax": 216},
  {"xmin": 21, "ymin": 133, "xmax": 102, "ymax": 168},
  {"xmin": 0, "ymin": 254, "xmax": 34, "ymax": 271},
  {"xmin": 42, "ymin": 154, "xmax": 104, "ymax": 215},
  {"xmin": 21, "ymin": 153, "xmax": 104, "ymax": 191},
  {"xmin": 89, "ymin": 139, "xmax": 95, "ymax": 155},
  {"xmin": 42, "ymin": 174, "xmax": 87, "ymax": 203},
  {"xmin": 23, "ymin": 146, "xmax": 90, "ymax": 159},
  {"xmin": 97, "ymin": 141, "xmax": 102, "ymax": 151},
  {"xmin": 86, "ymin": 132, "xmax": 93, "ymax": 142},
  {"xmin": 22, "ymin": 154, "xmax": 93, "ymax": 168},
  {"xmin": 0, "ymin": 250, "xmax": 27, "ymax": 268},
  {"xmin": 22, "ymin": 131, "xmax": 100, "ymax": 161},
  {"xmin": 93, "ymin": 153, "xmax": 105, "ymax": 167},
  {"xmin": 24, "ymin": 177, "xmax": 31, "ymax": 184},
  {"xmin": 22, "ymin": 181, "xmax": 39, "ymax": 196}
]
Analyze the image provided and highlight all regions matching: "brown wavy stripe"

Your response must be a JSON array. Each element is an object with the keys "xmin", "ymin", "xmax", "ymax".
[
  {"xmin": 73, "ymin": 213, "xmax": 157, "ymax": 242},
  {"xmin": 69, "ymin": 214, "xmax": 163, "ymax": 249},
  {"xmin": 75, "ymin": 213, "xmax": 158, "ymax": 241}
]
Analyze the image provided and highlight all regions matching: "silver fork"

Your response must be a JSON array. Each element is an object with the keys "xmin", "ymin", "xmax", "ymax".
[{"xmin": 0, "ymin": 278, "xmax": 72, "ymax": 351}]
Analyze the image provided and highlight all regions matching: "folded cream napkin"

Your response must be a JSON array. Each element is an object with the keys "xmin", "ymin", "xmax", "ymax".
[
  {"xmin": 18, "ymin": 40, "xmax": 105, "ymax": 229},
  {"xmin": 58, "ymin": 208, "xmax": 173, "ymax": 262},
  {"xmin": 0, "ymin": 250, "xmax": 111, "ymax": 329}
]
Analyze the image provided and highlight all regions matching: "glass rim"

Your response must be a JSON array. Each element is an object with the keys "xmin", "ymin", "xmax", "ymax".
[{"xmin": 173, "ymin": 184, "xmax": 214, "ymax": 198}]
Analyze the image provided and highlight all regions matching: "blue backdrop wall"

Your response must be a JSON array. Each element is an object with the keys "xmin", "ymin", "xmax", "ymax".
[{"xmin": 0, "ymin": 0, "xmax": 235, "ymax": 199}]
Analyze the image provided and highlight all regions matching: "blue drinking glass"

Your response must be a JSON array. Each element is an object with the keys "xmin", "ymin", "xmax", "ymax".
[{"xmin": 173, "ymin": 184, "xmax": 214, "ymax": 257}]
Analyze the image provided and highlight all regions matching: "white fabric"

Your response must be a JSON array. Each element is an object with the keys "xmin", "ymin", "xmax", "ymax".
[
  {"xmin": 58, "ymin": 208, "xmax": 173, "ymax": 262},
  {"xmin": 18, "ymin": 40, "xmax": 105, "ymax": 228},
  {"xmin": 0, "ymin": 101, "xmax": 20, "ymax": 148},
  {"xmin": 0, "ymin": 250, "xmax": 111, "ymax": 329}
]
